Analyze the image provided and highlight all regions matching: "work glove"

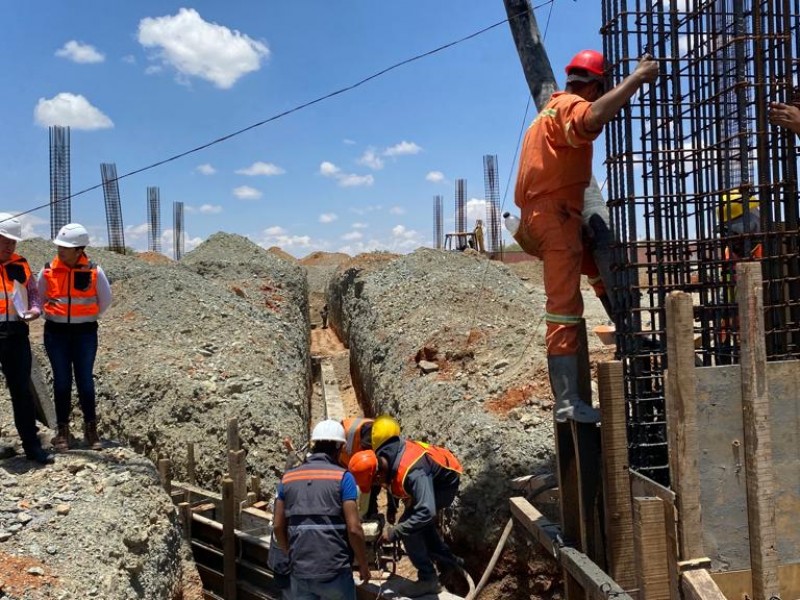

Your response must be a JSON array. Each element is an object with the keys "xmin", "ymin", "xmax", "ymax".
[{"xmin": 380, "ymin": 524, "xmax": 397, "ymax": 544}]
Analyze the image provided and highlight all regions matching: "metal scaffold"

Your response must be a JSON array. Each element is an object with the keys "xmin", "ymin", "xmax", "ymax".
[
  {"xmin": 100, "ymin": 163, "xmax": 126, "ymax": 254},
  {"xmin": 49, "ymin": 126, "xmax": 71, "ymax": 240},
  {"xmin": 602, "ymin": 0, "xmax": 800, "ymax": 484},
  {"xmin": 433, "ymin": 195, "xmax": 443, "ymax": 249},
  {"xmin": 455, "ymin": 178, "xmax": 467, "ymax": 234},
  {"xmin": 147, "ymin": 187, "xmax": 162, "ymax": 253},
  {"xmin": 483, "ymin": 155, "xmax": 502, "ymax": 254},
  {"xmin": 174, "ymin": 201, "xmax": 185, "ymax": 261}
]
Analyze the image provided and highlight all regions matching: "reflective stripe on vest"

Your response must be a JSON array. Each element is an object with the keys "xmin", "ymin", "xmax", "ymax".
[
  {"xmin": 42, "ymin": 255, "xmax": 99, "ymax": 324},
  {"xmin": 389, "ymin": 440, "xmax": 463, "ymax": 499},
  {"xmin": 0, "ymin": 254, "xmax": 31, "ymax": 322}
]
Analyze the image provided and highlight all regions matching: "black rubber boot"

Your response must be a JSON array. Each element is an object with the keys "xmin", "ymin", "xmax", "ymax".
[{"xmin": 548, "ymin": 355, "xmax": 601, "ymax": 423}]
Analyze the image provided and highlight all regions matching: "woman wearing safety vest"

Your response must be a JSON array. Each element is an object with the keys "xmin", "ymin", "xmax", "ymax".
[
  {"xmin": 38, "ymin": 223, "xmax": 112, "ymax": 452},
  {"xmin": 0, "ymin": 213, "xmax": 54, "ymax": 464}
]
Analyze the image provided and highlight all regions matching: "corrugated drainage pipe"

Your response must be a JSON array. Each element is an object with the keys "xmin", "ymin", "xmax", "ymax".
[{"xmin": 464, "ymin": 518, "xmax": 514, "ymax": 600}]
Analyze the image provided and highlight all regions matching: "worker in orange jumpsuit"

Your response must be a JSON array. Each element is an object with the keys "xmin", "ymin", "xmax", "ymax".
[{"xmin": 513, "ymin": 49, "xmax": 659, "ymax": 423}]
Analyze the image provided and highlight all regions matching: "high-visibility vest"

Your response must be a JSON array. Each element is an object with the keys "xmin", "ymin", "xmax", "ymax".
[
  {"xmin": 42, "ymin": 255, "xmax": 99, "ymax": 324},
  {"xmin": 390, "ymin": 440, "xmax": 463, "ymax": 500},
  {"xmin": 0, "ymin": 254, "xmax": 31, "ymax": 322},
  {"xmin": 338, "ymin": 417, "xmax": 373, "ymax": 468}
]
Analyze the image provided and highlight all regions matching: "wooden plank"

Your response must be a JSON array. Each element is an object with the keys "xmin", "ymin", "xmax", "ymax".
[
  {"xmin": 158, "ymin": 458, "xmax": 172, "ymax": 495},
  {"xmin": 557, "ymin": 421, "xmax": 585, "ymax": 600},
  {"xmin": 632, "ymin": 497, "xmax": 671, "ymax": 600},
  {"xmin": 187, "ymin": 442, "xmax": 196, "ymax": 486},
  {"xmin": 228, "ymin": 449, "xmax": 247, "ymax": 527},
  {"xmin": 509, "ymin": 497, "xmax": 559, "ymax": 557},
  {"xmin": 173, "ymin": 481, "xmax": 223, "ymax": 505},
  {"xmin": 736, "ymin": 262, "xmax": 779, "ymax": 600},
  {"xmin": 227, "ymin": 418, "xmax": 240, "ymax": 452},
  {"xmin": 665, "ymin": 291, "xmax": 704, "ymax": 559},
  {"xmin": 711, "ymin": 562, "xmax": 800, "ymax": 600},
  {"xmin": 598, "ymin": 361, "xmax": 636, "ymax": 590},
  {"xmin": 510, "ymin": 497, "xmax": 633, "ymax": 600},
  {"xmin": 681, "ymin": 569, "xmax": 728, "ymax": 600},
  {"xmin": 29, "ymin": 355, "xmax": 56, "ymax": 428},
  {"xmin": 222, "ymin": 477, "xmax": 237, "ymax": 600}
]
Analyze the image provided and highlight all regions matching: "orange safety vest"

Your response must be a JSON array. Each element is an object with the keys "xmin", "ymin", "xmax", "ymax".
[
  {"xmin": 41, "ymin": 255, "xmax": 99, "ymax": 324},
  {"xmin": 338, "ymin": 417, "xmax": 373, "ymax": 468},
  {"xmin": 390, "ymin": 440, "xmax": 463, "ymax": 500},
  {"xmin": 0, "ymin": 254, "xmax": 31, "ymax": 322}
]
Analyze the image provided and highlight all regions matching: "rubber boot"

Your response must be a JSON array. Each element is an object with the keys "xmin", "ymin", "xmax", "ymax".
[
  {"xmin": 24, "ymin": 442, "xmax": 55, "ymax": 465},
  {"xmin": 84, "ymin": 421, "xmax": 103, "ymax": 451},
  {"xmin": 392, "ymin": 577, "xmax": 442, "ymax": 598},
  {"xmin": 52, "ymin": 424, "xmax": 70, "ymax": 452},
  {"xmin": 548, "ymin": 355, "xmax": 601, "ymax": 423}
]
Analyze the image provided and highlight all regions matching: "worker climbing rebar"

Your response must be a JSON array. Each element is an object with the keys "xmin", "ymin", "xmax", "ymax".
[{"xmin": 513, "ymin": 49, "xmax": 659, "ymax": 423}]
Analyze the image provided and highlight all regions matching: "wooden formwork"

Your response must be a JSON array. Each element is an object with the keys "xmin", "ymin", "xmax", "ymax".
[{"xmin": 510, "ymin": 262, "xmax": 800, "ymax": 600}]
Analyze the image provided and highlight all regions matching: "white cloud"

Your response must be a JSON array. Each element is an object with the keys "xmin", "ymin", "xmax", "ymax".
[
  {"xmin": 392, "ymin": 225, "xmax": 415, "ymax": 239},
  {"xmin": 55, "ymin": 40, "xmax": 105, "ymax": 64},
  {"xmin": 14, "ymin": 213, "xmax": 48, "ymax": 239},
  {"xmin": 343, "ymin": 139, "xmax": 356, "ymax": 145},
  {"xmin": 466, "ymin": 198, "xmax": 487, "ymax": 220},
  {"xmin": 163, "ymin": 228, "xmax": 203, "ymax": 255},
  {"xmin": 233, "ymin": 185, "xmax": 262, "ymax": 200},
  {"xmin": 350, "ymin": 205, "xmax": 382, "ymax": 216},
  {"xmin": 338, "ymin": 173, "xmax": 374, "ymax": 188},
  {"xmin": 341, "ymin": 231, "xmax": 363, "ymax": 241},
  {"xmin": 358, "ymin": 148, "xmax": 384, "ymax": 170},
  {"xmin": 199, "ymin": 203, "xmax": 222, "ymax": 214},
  {"xmin": 137, "ymin": 8, "xmax": 269, "ymax": 89},
  {"xmin": 320, "ymin": 161, "xmax": 373, "ymax": 187},
  {"xmin": 259, "ymin": 227, "xmax": 314, "ymax": 250},
  {"xmin": 122, "ymin": 55, "xmax": 136, "ymax": 65},
  {"xmin": 127, "ymin": 223, "xmax": 150, "ymax": 238},
  {"xmin": 389, "ymin": 206, "xmax": 405, "ymax": 215},
  {"xmin": 352, "ymin": 222, "xmax": 368, "ymax": 229},
  {"xmin": 34, "ymin": 93, "xmax": 113, "ymax": 130},
  {"xmin": 320, "ymin": 161, "xmax": 341, "ymax": 177},
  {"xmin": 384, "ymin": 141, "xmax": 422, "ymax": 157},
  {"xmin": 319, "ymin": 213, "xmax": 338, "ymax": 224},
  {"xmin": 264, "ymin": 226, "xmax": 286, "ymax": 236},
  {"xmin": 426, "ymin": 171, "xmax": 445, "ymax": 183},
  {"xmin": 236, "ymin": 161, "xmax": 285, "ymax": 176},
  {"xmin": 195, "ymin": 163, "xmax": 216, "ymax": 175}
]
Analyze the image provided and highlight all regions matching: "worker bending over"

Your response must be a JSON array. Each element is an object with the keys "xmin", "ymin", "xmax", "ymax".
[
  {"xmin": 349, "ymin": 436, "xmax": 463, "ymax": 597},
  {"xmin": 513, "ymin": 49, "xmax": 659, "ymax": 423},
  {"xmin": 273, "ymin": 419, "xmax": 370, "ymax": 600}
]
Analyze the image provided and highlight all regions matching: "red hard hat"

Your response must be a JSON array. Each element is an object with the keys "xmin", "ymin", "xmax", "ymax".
[
  {"xmin": 348, "ymin": 450, "xmax": 378, "ymax": 493},
  {"xmin": 565, "ymin": 50, "xmax": 606, "ymax": 76}
]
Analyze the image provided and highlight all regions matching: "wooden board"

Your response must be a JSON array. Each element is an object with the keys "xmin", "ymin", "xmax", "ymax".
[
  {"xmin": 694, "ymin": 360, "xmax": 800, "ymax": 570},
  {"xmin": 711, "ymin": 562, "xmax": 800, "ymax": 600}
]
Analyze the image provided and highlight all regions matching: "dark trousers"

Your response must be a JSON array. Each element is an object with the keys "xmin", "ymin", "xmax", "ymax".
[
  {"xmin": 44, "ymin": 329, "xmax": 98, "ymax": 424},
  {"xmin": 0, "ymin": 333, "xmax": 39, "ymax": 448}
]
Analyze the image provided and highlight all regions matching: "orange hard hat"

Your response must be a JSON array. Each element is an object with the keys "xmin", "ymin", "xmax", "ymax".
[
  {"xmin": 565, "ymin": 50, "xmax": 606, "ymax": 76},
  {"xmin": 348, "ymin": 450, "xmax": 378, "ymax": 493}
]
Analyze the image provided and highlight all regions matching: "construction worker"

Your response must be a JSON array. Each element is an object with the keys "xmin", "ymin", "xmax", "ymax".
[
  {"xmin": 769, "ymin": 101, "xmax": 800, "ymax": 135},
  {"xmin": 0, "ymin": 213, "xmax": 54, "ymax": 464},
  {"xmin": 38, "ymin": 223, "xmax": 112, "ymax": 452},
  {"xmin": 473, "ymin": 219, "xmax": 485, "ymax": 253},
  {"xmin": 348, "ymin": 438, "xmax": 463, "ymax": 597},
  {"xmin": 320, "ymin": 304, "xmax": 329, "ymax": 329},
  {"xmin": 717, "ymin": 191, "xmax": 762, "ymax": 362},
  {"xmin": 273, "ymin": 419, "xmax": 370, "ymax": 599},
  {"xmin": 513, "ymin": 49, "xmax": 659, "ymax": 423}
]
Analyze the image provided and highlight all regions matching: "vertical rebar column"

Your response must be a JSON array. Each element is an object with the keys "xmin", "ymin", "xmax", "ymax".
[
  {"xmin": 433, "ymin": 195, "xmax": 443, "ymax": 249},
  {"xmin": 483, "ymin": 155, "xmax": 502, "ymax": 254},
  {"xmin": 173, "ymin": 201, "xmax": 185, "ymax": 261},
  {"xmin": 147, "ymin": 187, "xmax": 161, "ymax": 253},
  {"xmin": 100, "ymin": 163, "xmax": 126, "ymax": 253},
  {"xmin": 602, "ymin": 0, "xmax": 800, "ymax": 485},
  {"xmin": 49, "ymin": 126, "xmax": 71, "ymax": 239},
  {"xmin": 455, "ymin": 179, "xmax": 467, "ymax": 234}
]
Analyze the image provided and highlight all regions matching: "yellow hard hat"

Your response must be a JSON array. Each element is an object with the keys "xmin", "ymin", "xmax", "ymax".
[
  {"xmin": 718, "ymin": 190, "xmax": 759, "ymax": 223},
  {"xmin": 371, "ymin": 414, "xmax": 401, "ymax": 450}
]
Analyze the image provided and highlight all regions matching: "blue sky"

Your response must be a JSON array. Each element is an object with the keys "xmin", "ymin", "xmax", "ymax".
[{"xmin": 0, "ymin": 1, "xmax": 605, "ymax": 257}]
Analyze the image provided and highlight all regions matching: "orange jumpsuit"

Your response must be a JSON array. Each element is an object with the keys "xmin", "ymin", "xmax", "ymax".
[{"xmin": 514, "ymin": 92, "xmax": 603, "ymax": 356}]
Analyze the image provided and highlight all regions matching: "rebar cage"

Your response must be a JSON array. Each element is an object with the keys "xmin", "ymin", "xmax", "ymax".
[{"xmin": 601, "ymin": 0, "xmax": 800, "ymax": 485}]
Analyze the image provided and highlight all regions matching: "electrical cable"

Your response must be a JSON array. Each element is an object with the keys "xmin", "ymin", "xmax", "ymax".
[{"xmin": 7, "ymin": 1, "xmax": 555, "ymax": 224}]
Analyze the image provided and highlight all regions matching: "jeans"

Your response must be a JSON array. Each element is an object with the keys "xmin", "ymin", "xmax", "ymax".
[
  {"xmin": 290, "ymin": 570, "xmax": 355, "ymax": 600},
  {"xmin": 402, "ymin": 522, "xmax": 459, "ymax": 581},
  {"xmin": 44, "ymin": 329, "xmax": 98, "ymax": 424},
  {"xmin": 0, "ymin": 332, "xmax": 39, "ymax": 448}
]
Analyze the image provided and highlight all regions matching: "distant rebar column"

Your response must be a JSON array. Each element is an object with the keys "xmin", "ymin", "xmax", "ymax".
[
  {"xmin": 100, "ymin": 163, "xmax": 126, "ymax": 253},
  {"xmin": 455, "ymin": 179, "xmax": 467, "ymax": 234},
  {"xmin": 147, "ymin": 187, "xmax": 161, "ymax": 253},
  {"xmin": 483, "ymin": 155, "xmax": 502, "ymax": 254},
  {"xmin": 49, "ymin": 126, "xmax": 71, "ymax": 239},
  {"xmin": 433, "ymin": 195, "xmax": 443, "ymax": 249},
  {"xmin": 173, "ymin": 201, "xmax": 185, "ymax": 261},
  {"xmin": 602, "ymin": 0, "xmax": 800, "ymax": 485}
]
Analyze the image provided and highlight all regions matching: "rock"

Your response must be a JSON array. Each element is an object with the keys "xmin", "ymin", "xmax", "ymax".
[
  {"xmin": 55, "ymin": 504, "xmax": 71, "ymax": 516},
  {"xmin": 417, "ymin": 360, "xmax": 439, "ymax": 374},
  {"xmin": 0, "ymin": 531, "xmax": 11, "ymax": 542},
  {"xmin": 27, "ymin": 567, "xmax": 44, "ymax": 576},
  {"xmin": 17, "ymin": 512, "xmax": 33, "ymax": 524}
]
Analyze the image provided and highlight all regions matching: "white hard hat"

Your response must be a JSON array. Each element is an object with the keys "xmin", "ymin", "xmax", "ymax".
[
  {"xmin": 0, "ymin": 213, "xmax": 23, "ymax": 242},
  {"xmin": 54, "ymin": 223, "xmax": 90, "ymax": 248},
  {"xmin": 311, "ymin": 419, "xmax": 346, "ymax": 443}
]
